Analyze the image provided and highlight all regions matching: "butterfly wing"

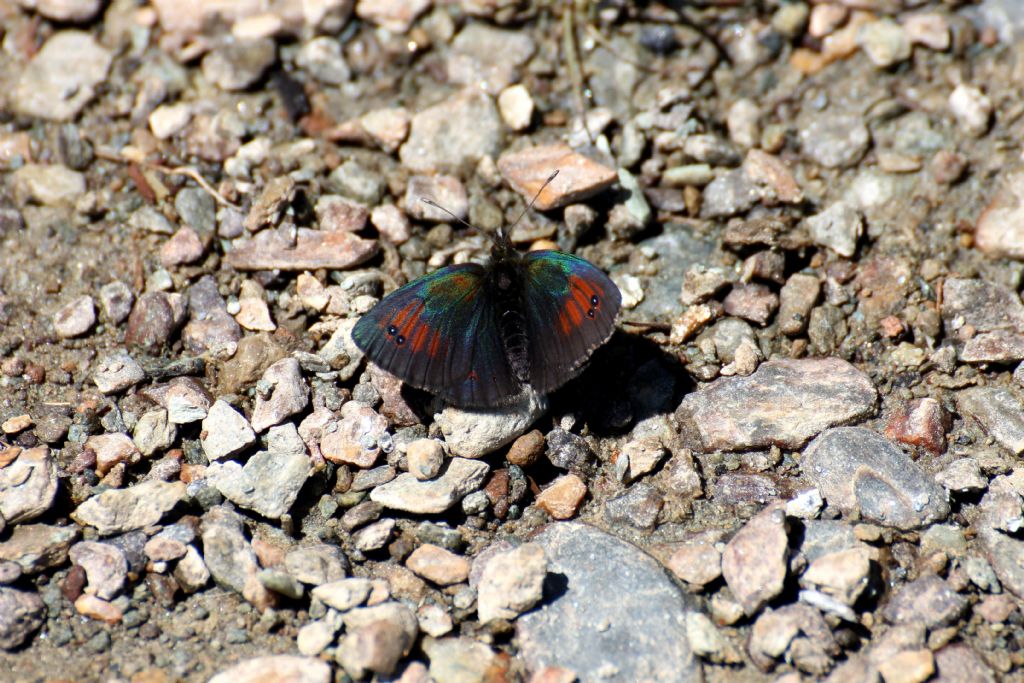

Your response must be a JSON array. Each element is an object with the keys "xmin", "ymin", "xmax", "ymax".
[
  {"xmin": 351, "ymin": 264, "xmax": 520, "ymax": 407},
  {"xmin": 521, "ymin": 251, "xmax": 621, "ymax": 393}
]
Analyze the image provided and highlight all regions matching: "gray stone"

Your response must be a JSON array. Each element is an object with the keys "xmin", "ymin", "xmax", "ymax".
[
  {"xmin": 699, "ymin": 169, "xmax": 760, "ymax": 218},
  {"xmin": 423, "ymin": 638, "xmax": 497, "ymax": 683},
  {"xmin": 477, "ymin": 543, "xmax": 547, "ymax": 623},
  {"xmin": 805, "ymin": 201, "xmax": 863, "ymax": 258},
  {"xmin": 942, "ymin": 278, "xmax": 1024, "ymax": 363},
  {"xmin": 352, "ymin": 518, "xmax": 395, "ymax": 552},
  {"xmin": 399, "ymin": 90, "xmax": 502, "ymax": 174},
  {"xmin": 259, "ymin": 569, "xmax": 305, "ymax": 600},
  {"xmin": 977, "ymin": 484, "xmax": 1024, "ymax": 600},
  {"xmin": 318, "ymin": 319, "xmax": 364, "ymax": 382},
  {"xmin": 881, "ymin": 574, "xmax": 967, "ymax": 629},
  {"xmin": 0, "ymin": 587, "xmax": 45, "ymax": 650},
  {"xmin": 800, "ymin": 112, "xmax": 870, "ymax": 169},
  {"xmin": 71, "ymin": 480, "xmax": 186, "ymax": 535},
  {"xmin": 604, "ymin": 483, "xmax": 664, "ymax": 530},
  {"xmin": 207, "ymin": 425, "xmax": 311, "ymax": 519},
  {"xmin": 53, "ymin": 295, "xmax": 95, "ymax": 338},
  {"xmin": 0, "ymin": 524, "xmax": 79, "ymax": 574},
  {"xmin": 201, "ymin": 400, "xmax": 257, "ymax": 460},
  {"xmin": 133, "ymin": 408, "xmax": 177, "ymax": 457},
  {"xmin": 449, "ymin": 23, "xmax": 535, "ymax": 95},
  {"xmin": 296, "ymin": 36, "xmax": 350, "ymax": 85},
  {"xmin": 517, "ymin": 523, "xmax": 700, "ymax": 682},
  {"xmin": 370, "ymin": 458, "xmax": 490, "ymax": 514},
  {"xmin": 677, "ymin": 358, "xmax": 877, "ymax": 451},
  {"xmin": 312, "ymin": 578, "xmax": 373, "ymax": 612},
  {"xmin": 201, "ymin": 38, "xmax": 277, "ymax": 91},
  {"xmin": 802, "ymin": 427, "xmax": 949, "ymax": 530},
  {"xmin": 165, "ymin": 379, "xmax": 211, "ymax": 424},
  {"xmin": 69, "ymin": 541, "xmax": 128, "ymax": 600},
  {"xmin": 958, "ymin": 387, "xmax": 1024, "ymax": 454},
  {"xmin": 93, "ymin": 351, "xmax": 145, "ymax": 394},
  {"xmin": 286, "ymin": 544, "xmax": 349, "ymax": 586},
  {"xmin": 251, "ymin": 358, "xmax": 309, "ymax": 433},
  {"xmin": 183, "ymin": 275, "xmax": 242, "ymax": 355},
  {"xmin": 14, "ymin": 31, "xmax": 112, "ymax": 121},
  {"xmin": 200, "ymin": 506, "xmax": 271, "ymax": 607},
  {"xmin": 98, "ymin": 281, "xmax": 134, "ymax": 324},
  {"xmin": 722, "ymin": 502, "xmax": 790, "ymax": 615},
  {"xmin": 0, "ymin": 446, "xmax": 58, "ymax": 525},
  {"xmin": 436, "ymin": 389, "xmax": 547, "ymax": 458}
]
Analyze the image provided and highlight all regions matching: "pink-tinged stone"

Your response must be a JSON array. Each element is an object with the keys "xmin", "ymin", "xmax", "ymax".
[
  {"xmin": 721, "ymin": 501, "xmax": 789, "ymax": 616},
  {"xmin": 226, "ymin": 228, "xmax": 378, "ymax": 271},
  {"xmin": 976, "ymin": 170, "xmax": 1024, "ymax": 260},
  {"xmin": 498, "ymin": 143, "xmax": 617, "ymax": 211},
  {"xmin": 405, "ymin": 544, "xmax": 470, "ymax": 586},
  {"xmin": 160, "ymin": 227, "xmax": 206, "ymax": 267}
]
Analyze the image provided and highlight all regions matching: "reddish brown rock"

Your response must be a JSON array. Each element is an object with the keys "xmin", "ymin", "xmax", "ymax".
[
  {"xmin": 884, "ymin": 398, "xmax": 948, "ymax": 454},
  {"xmin": 507, "ymin": 430, "xmax": 544, "ymax": 468},
  {"xmin": 723, "ymin": 283, "xmax": 779, "ymax": 325}
]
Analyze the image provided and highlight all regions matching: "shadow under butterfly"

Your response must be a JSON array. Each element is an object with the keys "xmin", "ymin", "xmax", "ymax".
[{"xmin": 352, "ymin": 172, "xmax": 622, "ymax": 409}]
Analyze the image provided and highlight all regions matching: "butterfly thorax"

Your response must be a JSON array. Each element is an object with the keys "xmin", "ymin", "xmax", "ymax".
[{"xmin": 485, "ymin": 255, "xmax": 531, "ymax": 385}]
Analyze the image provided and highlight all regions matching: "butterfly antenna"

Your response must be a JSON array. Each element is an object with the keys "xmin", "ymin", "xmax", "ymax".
[
  {"xmin": 420, "ymin": 198, "xmax": 480, "ymax": 234},
  {"xmin": 507, "ymin": 170, "xmax": 559, "ymax": 236}
]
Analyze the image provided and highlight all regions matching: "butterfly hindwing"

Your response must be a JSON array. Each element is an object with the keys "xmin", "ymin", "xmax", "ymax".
[
  {"xmin": 351, "ymin": 264, "xmax": 520, "ymax": 407},
  {"xmin": 521, "ymin": 251, "xmax": 621, "ymax": 393}
]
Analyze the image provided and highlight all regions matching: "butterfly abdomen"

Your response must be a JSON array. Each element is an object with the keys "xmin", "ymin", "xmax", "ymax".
[{"xmin": 486, "ymin": 259, "xmax": 532, "ymax": 386}]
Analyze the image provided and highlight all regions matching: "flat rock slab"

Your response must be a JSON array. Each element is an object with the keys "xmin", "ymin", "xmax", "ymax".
[
  {"xmin": 0, "ymin": 446, "xmax": 58, "ymax": 525},
  {"xmin": 206, "ymin": 448, "xmax": 311, "ymax": 519},
  {"xmin": 677, "ymin": 358, "xmax": 877, "ymax": 451},
  {"xmin": 942, "ymin": 278, "xmax": 1024, "ymax": 363},
  {"xmin": 14, "ymin": 30, "xmax": 112, "ymax": 121},
  {"xmin": 517, "ymin": 522, "xmax": 700, "ymax": 682},
  {"xmin": 957, "ymin": 386, "xmax": 1024, "ymax": 454},
  {"xmin": 370, "ymin": 458, "xmax": 490, "ymax": 514},
  {"xmin": 0, "ymin": 524, "xmax": 79, "ymax": 574},
  {"xmin": 226, "ymin": 228, "xmax": 378, "ymax": 271},
  {"xmin": 497, "ymin": 143, "xmax": 617, "ymax": 211},
  {"xmin": 802, "ymin": 427, "xmax": 949, "ymax": 530},
  {"xmin": 71, "ymin": 480, "xmax": 186, "ymax": 535},
  {"xmin": 977, "ymin": 485, "xmax": 1024, "ymax": 600}
]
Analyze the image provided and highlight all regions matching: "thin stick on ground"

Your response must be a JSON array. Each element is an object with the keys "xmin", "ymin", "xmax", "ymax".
[{"xmin": 95, "ymin": 148, "xmax": 241, "ymax": 210}]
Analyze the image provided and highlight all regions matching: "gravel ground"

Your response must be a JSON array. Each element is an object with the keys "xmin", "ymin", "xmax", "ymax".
[{"xmin": 1, "ymin": 0, "xmax": 1024, "ymax": 681}]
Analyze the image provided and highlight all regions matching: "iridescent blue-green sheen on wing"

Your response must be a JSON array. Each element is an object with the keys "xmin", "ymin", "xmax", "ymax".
[
  {"xmin": 521, "ymin": 250, "xmax": 621, "ymax": 393},
  {"xmin": 351, "ymin": 264, "xmax": 519, "ymax": 407}
]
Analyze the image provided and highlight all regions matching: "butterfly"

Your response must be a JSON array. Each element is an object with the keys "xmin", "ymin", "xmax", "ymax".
[{"xmin": 352, "ymin": 174, "xmax": 621, "ymax": 408}]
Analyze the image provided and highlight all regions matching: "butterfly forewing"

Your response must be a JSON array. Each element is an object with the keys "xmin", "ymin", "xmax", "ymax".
[
  {"xmin": 351, "ymin": 264, "xmax": 520, "ymax": 407},
  {"xmin": 521, "ymin": 251, "xmax": 621, "ymax": 393}
]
